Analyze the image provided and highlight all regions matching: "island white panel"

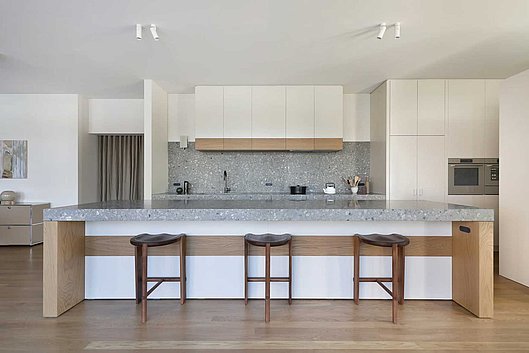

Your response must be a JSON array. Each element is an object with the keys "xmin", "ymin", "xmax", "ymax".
[{"xmin": 85, "ymin": 255, "xmax": 451, "ymax": 300}]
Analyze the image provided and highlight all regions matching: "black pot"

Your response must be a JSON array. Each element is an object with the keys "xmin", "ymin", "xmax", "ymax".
[{"xmin": 290, "ymin": 185, "xmax": 307, "ymax": 195}]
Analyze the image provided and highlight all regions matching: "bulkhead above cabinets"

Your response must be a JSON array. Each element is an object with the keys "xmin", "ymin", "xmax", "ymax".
[{"xmin": 194, "ymin": 85, "xmax": 344, "ymax": 151}]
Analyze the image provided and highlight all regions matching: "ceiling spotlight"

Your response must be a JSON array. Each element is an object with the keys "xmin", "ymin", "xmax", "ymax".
[
  {"xmin": 136, "ymin": 24, "xmax": 142, "ymax": 40},
  {"xmin": 150, "ymin": 24, "xmax": 159, "ymax": 41},
  {"xmin": 377, "ymin": 23, "xmax": 387, "ymax": 39},
  {"xmin": 394, "ymin": 22, "xmax": 401, "ymax": 39}
]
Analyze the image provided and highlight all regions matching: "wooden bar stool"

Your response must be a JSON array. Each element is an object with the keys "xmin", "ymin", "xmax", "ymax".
[
  {"xmin": 130, "ymin": 233, "xmax": 186, "ymax": 323},
  {"xmin": 244, "ymin": 233, "xmax": 292, "ymax": 322},
  {"xmin": 353, "ymin": 233, "xmax": 410, "ymax": 323}
]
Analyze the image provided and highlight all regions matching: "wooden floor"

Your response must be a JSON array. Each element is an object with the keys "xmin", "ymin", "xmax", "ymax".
[{"xmin": 2, "ymin": 247, "xmax": 529, "ymax": 352}]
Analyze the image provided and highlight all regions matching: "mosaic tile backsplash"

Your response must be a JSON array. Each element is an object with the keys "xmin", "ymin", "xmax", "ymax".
[{"xmin": 168, "ymin": 142, "xmax": 370, "ymax": 194}]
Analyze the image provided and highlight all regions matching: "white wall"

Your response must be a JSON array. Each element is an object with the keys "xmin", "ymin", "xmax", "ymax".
[
  {"xmin": 343, "ymin": 94, "xmax": 370, "ymax": 142},
  {"xmin": 0, "ymin": 94, "xmax": 80, "ymax": 206},
  {"xmin": 144, "ymin": 80, "xmax": 168, "ymax": 199},
  {"xmin": 89, "ymin": 99, "xmax": 143, "ymax": 134},
  {"xmin": 499, "ymin": 69, "xmax": 529, "ymax": 287},
  {"xmin": 168, "ymin": 94, "xmax": 195, "ymax": 142},
  {"xmin": 167, "ymin": 92, "xmax": 370, "ymax": 143},
  {"xmin": 78, "ymin": 96, "xmax": 98, "ymax": 204}
]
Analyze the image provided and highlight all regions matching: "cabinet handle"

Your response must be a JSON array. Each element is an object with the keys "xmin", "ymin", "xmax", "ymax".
[{"xmin": 459, "ymin": 226, "xmax": 471, "ymax": 234}]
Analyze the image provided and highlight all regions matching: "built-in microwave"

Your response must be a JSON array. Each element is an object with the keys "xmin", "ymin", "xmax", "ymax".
[
  {"xmin": 448, "ymin": 158, "xmax": 499, "ymax": 195},
  {"xmin": 448, "ymin": 158, "xmax": 485, "ymax": 195}
]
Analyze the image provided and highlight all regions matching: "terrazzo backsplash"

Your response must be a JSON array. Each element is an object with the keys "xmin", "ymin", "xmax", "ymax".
[{"xmin": 168, "ymin": 142, "xmax": 370, "ymax": 194}]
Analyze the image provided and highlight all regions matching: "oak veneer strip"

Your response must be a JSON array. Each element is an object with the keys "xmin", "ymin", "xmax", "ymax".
[
  {"xmin": 85, "ymin": 235, "xmax": 452, "ymax": 257},
  {"xmin": 43, "ymin": 221, "xmax": 85, "ymax": 317},
  {"xmin": 285, "ymin": 138, "xmax": 315, "ymax": 151},
  {"xmin": 314, "ymin": 138, "xmax": 343, "ymax": 151},
  {"xmin": 223, "ymin": 138, "xmax": 252, "ymax": 150},
  {"xmin": 251, "ymin": 138, "xmax": 286, "ymax": 151},
  {"xmin": 195, "ymin": 138, "xmax": 224, "ymax": 150}
]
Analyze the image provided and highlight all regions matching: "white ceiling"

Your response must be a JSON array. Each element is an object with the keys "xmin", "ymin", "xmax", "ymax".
[{"xmin": 1, "ymin": 0, "xmax": 529, "ymax": 98}]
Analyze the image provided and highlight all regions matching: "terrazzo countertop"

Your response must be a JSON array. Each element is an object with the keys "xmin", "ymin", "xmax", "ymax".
[
  {"xmin": 152, "ymin": 192, "xmax": 386, "ymax": 201},
  {"xmin": 44, "ymin": 199, "xmax": 493, "ymax": 222}
]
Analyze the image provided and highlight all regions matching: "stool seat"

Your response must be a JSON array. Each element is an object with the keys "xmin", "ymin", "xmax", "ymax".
[
  {"xmin": 356, "ymin": 233, "xmax": 410, "ymax": 247},
  {"xmin": 244, "ymin": 233, "xmax": 292, "ymax": 247},
  {"xmin": 130, "ymin": 233, "xmax": 183, "ymax": 247}
]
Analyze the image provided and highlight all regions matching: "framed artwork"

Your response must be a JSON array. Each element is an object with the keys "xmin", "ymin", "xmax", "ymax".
[{"xmin": 1, "ymin": 140, "xmax": 28, "ymax": 179}]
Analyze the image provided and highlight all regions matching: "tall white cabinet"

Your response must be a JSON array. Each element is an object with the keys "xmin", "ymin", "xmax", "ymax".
[
  {"xmin": 383, "ymin": 80, "xmax": 447, "ymax": 201},
  {"xmin": 447, "ymin": 80, "xmax": 501, "ymax": 158}
]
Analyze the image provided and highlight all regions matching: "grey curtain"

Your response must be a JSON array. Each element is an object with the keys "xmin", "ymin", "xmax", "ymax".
[{"xmin": 98, "ymin": 135, "xmax": 143, "ymax": 201}]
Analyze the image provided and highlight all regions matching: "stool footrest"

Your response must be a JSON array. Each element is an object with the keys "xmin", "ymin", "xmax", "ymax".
[
  {"xmin": 146, "ymin": 277, "xmax": 182, "ymax": 297},
  {"xmin": 357, "ymin": 277, "xmax": 393, "ymax": 282},
  {"xmin": 247, "ymin": 277, "xmax": 290, "ymax": 283},
  {"xmin": 146, "ymin": 277, "xmax": 181, "ymax": 282},
  {"xmin": 356, "ymin": 277, "xmax": 394, "ymax": 297}
]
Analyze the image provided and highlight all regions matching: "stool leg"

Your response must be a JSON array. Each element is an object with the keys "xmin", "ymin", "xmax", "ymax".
[
  {"xmin": 288, "ymin": 239, "xmax": 292, "ymax": 305},
  {"xmin": 399, "ymin": 245, "xmax": 405, "ymax": 305},
  {"xmin": 353, "ymin": 236, "xmax": 360, "ymax": 304},
  {"xmin": 244, "ymin": 239, "xmax": 248, "ymax": 305},
  {"xmin": 141, "ymin": 244, "xmax": 148, "ymax": 323},
  {"xmin": 134, "ymin": 246, "xmax": 142, "ymax": 304},
  {"xmin": 180, "ymin": 235, "xmax": 186, "ymax": 305},
  {"xmin": 392, "ymin": 244, "xmax": 398, "ymax": 324},
  {"xmin": 265, "ymin": 243, "xmax": 271, "ymax": 323}
]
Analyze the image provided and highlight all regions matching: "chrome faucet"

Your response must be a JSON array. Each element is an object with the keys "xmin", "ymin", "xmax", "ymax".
[{"xmin": 223, "ymin": 170, "xmax": 231, "ymax": 193}]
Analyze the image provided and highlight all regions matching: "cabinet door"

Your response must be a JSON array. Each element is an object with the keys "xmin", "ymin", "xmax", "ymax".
[
  {"xmin": 195, "ymin": 86, "xmax": 224, "ymax": 150},
  {"xmin": 418, "ymin": 136, "xmax": 446, "ymax": 202},
  {"xmin": 418, "ymin": 80, "xmax": 446, "ymax": 135},
  {"xmin": 286, "ymin": 86, "xmax": 314, "ymax": 150},
  {"xmin": 447, "ymin": 80, "xmax": 485, "ymax": 158},
  {"xmin": 389, "ymin": 136, "xmax": 418, "ymax": 200},
  {"xmin": 251, "ymin": 86, "xmax": 286, "ymax": 150},
  {"xmin": 484, "ymin": 80, "xmax": 500, "ymax": 158},
  {"xmin": 314, "ymin": 86, "xmax": 343, "ymax": 150},
  {"xmin": 224, "ymin": 86, "xmax": 252, "ymax": 150},
  {"xmin": 390, "ymin": 80, "xmax": 417, "ymax": 135}
]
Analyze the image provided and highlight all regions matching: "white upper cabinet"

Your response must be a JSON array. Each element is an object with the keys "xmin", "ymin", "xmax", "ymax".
[
  {"xmin": 390, "ymin": 80, "xmax": 418, "ymax": 135},
  {"xmin": 195, "ymin": 86, "xmax": 223, "ymax": 138},
  {"xmin": 286, "ymin": 86, "xmax": 315, "ymax": 138},
  {"xmin": 447, "ymin": 80, "xmax": 486, "ymax": 158},
  {"xmin": 417, "ymin": 135, "xmax": 446, "ymax": 202},
  {"xmin": 251, "ymin": 86, "xmax": 286, "ymax": 138},
  {"xmin": 484, "ymin": 80, "xmax": 501, "ymax": 158},
  {"xmin": 418, "ymin": 80, "xmax": 446, "ymax": 135},
  {"xmin": 314, "ymin": 86, "xmax": 343, "ymax": 138},
  {"xmin": 224, "ymin": 86, "xmax": 251, "ymax": 138},
  {"xmin": 389, "ymin": 135, "xmax": 418, "ymax": 200}
]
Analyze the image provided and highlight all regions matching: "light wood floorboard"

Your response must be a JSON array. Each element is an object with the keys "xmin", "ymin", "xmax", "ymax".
[{"xmin": 2, "ymin": 246, "xmax": 529, "ymax": 352}]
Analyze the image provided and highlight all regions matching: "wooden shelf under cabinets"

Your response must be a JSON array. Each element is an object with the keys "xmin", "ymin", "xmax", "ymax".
[{"xmin": 195, "ymin": 138, "xmax": 343, "ymax": 152}]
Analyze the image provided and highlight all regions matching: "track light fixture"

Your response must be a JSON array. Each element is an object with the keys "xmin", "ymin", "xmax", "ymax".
[
  {"xmin": 136, "ymin": 24, "xmax": 142, "ymax": 40},
  {"xmin": 377, "ymin": 23, "xmax": 387, "ymax": 39},
  {"xmin": 150, "ymin": 24, "xmax": 159, "ymax": 41},
  {"xmin": 376, "ymin": 22, "xmax": 401, "ymax": 40}
]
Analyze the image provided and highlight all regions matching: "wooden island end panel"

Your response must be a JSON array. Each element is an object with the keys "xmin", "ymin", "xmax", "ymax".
[
  {"xmin": 43, "ymin": 221, "xmax": 85, "ymax": 318},
  {"xmin": 452, "ymin": 221, "xmax": 494, "ymax": 318}
]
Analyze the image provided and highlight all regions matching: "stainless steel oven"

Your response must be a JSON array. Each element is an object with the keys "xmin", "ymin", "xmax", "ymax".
[{"xmin": 448, "ymin": 158, "xmax": 485, "ymax": 195}]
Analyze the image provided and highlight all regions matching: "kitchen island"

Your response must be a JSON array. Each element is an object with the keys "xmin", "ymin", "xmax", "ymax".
[{"xmin": 42, "ymin": 199, "xmax": 494, "ymax": 319}]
